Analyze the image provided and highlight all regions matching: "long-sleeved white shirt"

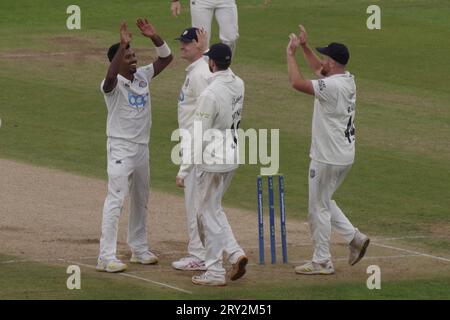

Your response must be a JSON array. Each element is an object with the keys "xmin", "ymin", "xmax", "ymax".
[
  {"xmin": 177, "ymin": 68, "xmax": 245, "ymax": 178},
  {"xmin": 178, "ymin": 58, "xmax": 212, "ymax": 130}
]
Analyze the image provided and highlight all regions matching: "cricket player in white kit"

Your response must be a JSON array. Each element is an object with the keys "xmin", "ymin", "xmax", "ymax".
[
  {"xmin": 170, "ymin": 0, "xmax": 239, "ymax": 53},
  {"xmin": 286, "ymin": 25, "xmax": 370, "ymax": 275},
  {"xmin": 96, "ymin": 19, "xmax": 173, "ymax": 273},
  {"xmin": 172, "ymin": 27, "xmax": 211, "ymax": 271},
  {"xmin": 176, "ymin": 43, "xmax": 247, "ymax": 286}
]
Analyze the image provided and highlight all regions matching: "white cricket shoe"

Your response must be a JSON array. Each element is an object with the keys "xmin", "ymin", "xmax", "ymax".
[
  {"xmin": 172, "ymin": 256, "xmax": 206, "ymax": 271},
  {"xmin": 130, "ymin": 250, "xmax": 159, "ymax": 265},
  {"xmin": 295, "ymin": 260, "xmax": 335, "ymax": 275},
  {"xmin": 229, "ymin": 255, "xmax": 248, "ymax": 281},
  {"xmin": 96, "ymin": 259, "xmax": 128, "ymax": 273},
  {"xmin": 348, "ymin": 230, "xmax": 370, "ymax": 265},
  {"xmin": 192, "ymin": 272, "xmax": 226, "ymax": 286}
]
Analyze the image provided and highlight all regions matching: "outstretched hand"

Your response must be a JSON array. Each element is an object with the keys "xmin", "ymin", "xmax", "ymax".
[
  {"xmin": 120, "ymin": 21, "xmax": 132, "ymax": 46},
  {"xmin": 136, "ymin": 18, "xmax": 157, "ymax": 38},
  {"xmin": 287, "ymin": 33, "xmax": 301, "ymax": 56}
]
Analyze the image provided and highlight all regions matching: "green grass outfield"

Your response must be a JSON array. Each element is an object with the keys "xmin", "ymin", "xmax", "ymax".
[
  {"xmin": 0, "ymin": 0, "xmax": 449, "ymax": 299},
  {"xmin": 1, "ymin": 254, "xmax": 450, "ymax": 300}
]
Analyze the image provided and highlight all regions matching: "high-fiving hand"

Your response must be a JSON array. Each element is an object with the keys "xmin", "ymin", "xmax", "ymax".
[
  {"xmin": 136, "ymin": 18, "xmax": 157, "ymax": 38},
  {"xmin": 287, "ymin": 33, "xmax": 301, "ymax": 56},
  {"xmin": 298, "ymin": 24, "xmax": 308, "ymax": 46},
  {"xmin": 120, "ymin": 21, "xmax": 132, "ymax": 46}
]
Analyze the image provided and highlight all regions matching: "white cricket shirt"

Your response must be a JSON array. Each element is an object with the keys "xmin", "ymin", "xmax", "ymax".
[
  {"xmin": 100, "ymin": 64, "xmax": 155, "ymax": 145},
  {"xmin": 310, "ymin": 71, "xmax": 356, "ymax": 165},
  {"xmin": 178, "ymin": 68, "xmax": 245, "ymax": 178},
  {"xmin": 178, "ymin": 57, "xmax": 212, "ymax": 130}
]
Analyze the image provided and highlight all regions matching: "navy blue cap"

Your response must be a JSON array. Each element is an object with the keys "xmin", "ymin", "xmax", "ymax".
[
  {"xmin": 175, "ymin": 27, "xmax": 198, "ymax": 42},
  {"xmin": 316, "ymin": 42, "xmax": 350, "ymax": 65},
  {"xmin": 204, "ymin": 43, "xmax": 232, "ymax": 64}
]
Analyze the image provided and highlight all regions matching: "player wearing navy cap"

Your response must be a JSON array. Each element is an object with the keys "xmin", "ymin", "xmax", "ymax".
[
  {"xmin": 176, "ymin": 43, "xmax": 247, "ymax": 286},
  {"xmin": 286, "ymin": 25, "xmax": 370, "ymax": 275}
]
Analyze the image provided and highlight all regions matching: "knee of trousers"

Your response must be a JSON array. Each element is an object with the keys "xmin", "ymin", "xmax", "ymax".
[
  {"xmin": 308, "ymin": 206, "xmax": 330, "ymax": 223},
  {"xmin": 221, "ymin": 35, "xmax": 238, "ymax": 46},
  {"xmin": 104, "ymin": 190, "xmax": 127, "ymax": 214}
]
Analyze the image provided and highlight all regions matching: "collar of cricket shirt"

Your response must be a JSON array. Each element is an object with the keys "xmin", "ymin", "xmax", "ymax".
[
  {"xmin": 327, "ymin": 71, "xmax": 351, "ymax": 79},
  {"xmin": 117, "ymin": 73, "xmax": 135, "ymax": 84},
  {"xmin": 211, "ymin": 68, "xmax": 233, "ymax": 80},
  {"xmin": 185, "ymin": 57, "xmax": 206, "ymax": 73}
]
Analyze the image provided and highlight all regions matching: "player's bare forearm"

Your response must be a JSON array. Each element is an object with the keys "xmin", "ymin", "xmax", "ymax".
[
  {"xmin": 301, "ymin": 44, "xmax": 323, "ymax": 76},
  {"xmin": 152, "ymin": 36, "xmax": 173, "ymax": 77},
  {"xmin": 149, "ymin": 34, "xmax": 174, "ymax": 75},
  {"xmin": 149, "ymin": 34, "xmax": 164, "ymax": 47},
  {"xmin": 153, "ymin": 55, "xmax": 173, "ymax": 77},
  {"xmin": 287, "ymin": 53, "xmax": 314, "ymax": 95},
  {"xmin": 103, "ymin": 44, "xmax": 126, "ymax": 92}
]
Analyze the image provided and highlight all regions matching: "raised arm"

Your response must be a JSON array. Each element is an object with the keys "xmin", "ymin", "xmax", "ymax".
[
  {"xmin": 287, "ymin": 33, "xmax": 314, "ymax": 95},
  {"xmin": 298, "ymin": 25, "xmax": 323, "ymax": 77},
  {"xmin": 136, "ymin": 18, "xmax": 173, "ymax": 78},
  {"xmin": 103, "ymin": 22, "xmax": 131, "ymax": 93}
]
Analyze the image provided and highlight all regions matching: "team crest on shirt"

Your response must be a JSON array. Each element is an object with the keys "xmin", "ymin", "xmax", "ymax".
[
  {"xmin": 310, "ymin": 169, "xmax": 316, "ymax": 178},
  {"xmin": 139, "ymin": 80, "xmax": 147, "ymax": 88}
]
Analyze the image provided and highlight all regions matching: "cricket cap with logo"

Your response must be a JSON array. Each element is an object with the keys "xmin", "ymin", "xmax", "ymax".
[
  {"xmin": 316, "ymin": 42, "xmax": 350, "ymax": 65},
  {"xmin": 203, "ymin": 43, "xmax": 232, "ymax": 64},
  {"xmin": 175, "ymin": 27, "xmax": 199, "ymax": 42}
]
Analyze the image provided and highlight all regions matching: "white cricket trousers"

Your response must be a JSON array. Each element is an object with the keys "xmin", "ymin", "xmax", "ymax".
[
  {"xmin": 190, "ymin": 0, "xmax": 239, "ymax": 53},
  {"xmin": 196, "ymin": 169, "xmax": 245, "ymax": 277},
  {"xmin": 183, "ymin": 165, "xmax": 206, "ymax": 260},
  {"xmin": 99, "ymin": 138, "xmax": 150, "ymax": 261},
  {"xmin": 308, "ymin": 160, "xmax": 356, "ymax": 263}
]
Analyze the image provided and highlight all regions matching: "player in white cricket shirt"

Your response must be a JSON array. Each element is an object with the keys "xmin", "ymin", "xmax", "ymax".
[
  {"xmin": 170, "ymin": 0, "xmax": 239, "ymax": 53},
  {"xmin": 286, "ymin": 25, "xmax": 370, "ymax": 275},
  {"xmin": 97, "ymin": 19, "xmax": 173, "ymax": 273},
  {"xmin": 171, "ymin": 27, "xmax": 211, "ymax": 271},
  {"xmin": 176, "ymin": 43, "xmax": 248, "ymax": 286}
]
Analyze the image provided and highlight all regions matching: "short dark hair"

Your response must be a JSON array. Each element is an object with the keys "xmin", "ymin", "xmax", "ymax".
[
  {"xmin": 214, "ymin": 60, "xmax": 231, "ymax": 71},
  {"xmin": 107, "ymin": 43, "xmax": 130, "ymax": 62}
]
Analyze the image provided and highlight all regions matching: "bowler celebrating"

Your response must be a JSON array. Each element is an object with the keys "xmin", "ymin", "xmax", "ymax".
[
  {"xmin": 97, "ymin": 19, "xmax": 173, "ymax": 273},
  {"xmin": 286, "ymin": 25, "xmax": 370, "ymax": 275}
]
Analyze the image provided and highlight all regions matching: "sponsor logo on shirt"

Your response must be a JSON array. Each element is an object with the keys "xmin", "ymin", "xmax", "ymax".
[
  {"xmin": 139, "ymin": 80, "xmax": 147, "ymax": 88},
  {"xmin": 128, "ymin": 92, "xmax": 148, "ymax": 108}
]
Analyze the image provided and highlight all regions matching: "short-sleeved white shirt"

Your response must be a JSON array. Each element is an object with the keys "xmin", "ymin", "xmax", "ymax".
[
  {"xmin": 100, "ymin": 64, "xmax": 154, "ymax": 145},
  {"xmin": 178, "ymin": 58, "xmax": 212, "ymax": 130},
  {"xmin": 310, "ymin": 72, "xmax": 356, "ymax": 165}
]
